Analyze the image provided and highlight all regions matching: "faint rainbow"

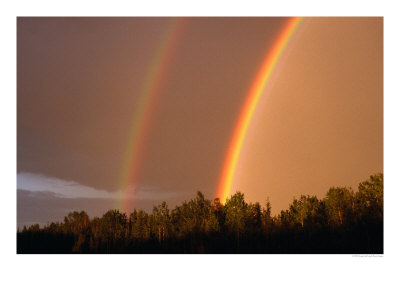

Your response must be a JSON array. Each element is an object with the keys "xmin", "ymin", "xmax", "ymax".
[
  {"xmin": 118, "ymin": 18, "xmax": 186, "ymax": 212},
  {"xmin": 216, "ymin": 17, "xmax": 303, "ymax": 203}
]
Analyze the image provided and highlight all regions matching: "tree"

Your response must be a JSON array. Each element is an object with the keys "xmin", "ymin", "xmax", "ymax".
[
  {"xmin": 152, "ymin": 201, "xmax": 170, "ymax": 243},
  {"xmin": 289, "ymin": 195, "xmax": 320, "ymax": 228},
  {"xmin": 64, "ymin": 211, "xmax": 90, "ymax": 235},
  {"xmin": 356, "ymin": 173, "xmax": 383, "ymax": 220},
  {"xmin": 261, "ymin": 199, "xmax": 274, "ymax": 232},
  {"xmin": 100, "ymin": 210, "xmax": 128, "ymax": 252},
  {"xmin": 325, "ymin": 187, "xmax": 354, "ymax": 226},
  {"xmin": 17, "ymin": 174, "xmax": 383, "ymax": 254},
  {"xmin": 247, "ymin": 202, "xmax": 262, "ymax": 231},
  {"xmin": 130, "ymin": 209, "xmax": 150, "ymax": 240},
  {"xmin": 289, "ymin": 197, "xmax": 306, "ymax": 228},
  {"xmin": 171, "ymin": 191, "xmax": 219, "ymax": 237},
  {"xmin": 224, "ymin": 192, "xmax": 248, "ymax": 238}
]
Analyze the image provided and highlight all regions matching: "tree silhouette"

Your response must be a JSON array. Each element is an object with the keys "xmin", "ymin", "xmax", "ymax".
[{"xmin": 17, "ymin": 173, "xmax": 383, "ymax": 254}]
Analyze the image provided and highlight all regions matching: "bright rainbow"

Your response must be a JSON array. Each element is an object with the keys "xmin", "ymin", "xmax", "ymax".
[
  {"xmin": 118, "ymin": 18, "xmax": 185, "ymax": 212},
  {"xmin": 216, "ymin": 17, "xmax": 303, "ymax": 203}
]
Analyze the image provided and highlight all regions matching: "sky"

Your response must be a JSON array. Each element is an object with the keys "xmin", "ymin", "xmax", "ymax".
[{"xmin": 17, "ymin": 17, "xmax": 383, "ymax": 228}]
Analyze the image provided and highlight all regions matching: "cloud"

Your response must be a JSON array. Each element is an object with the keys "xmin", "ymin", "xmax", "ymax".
[
  {"xmin": 16, "ymin": 173, "xmax": 186, "ymax": 228},
  {"xmin": 17, "ymin": 172, "xmax": 183, "ymax": 201},
  {"xmin": 123, "ymin": 184, "xmax": 183, "ymax": 201},
  {"xmin": 17, "ymin": 172, "xmax": 122, "ymax": 199}
]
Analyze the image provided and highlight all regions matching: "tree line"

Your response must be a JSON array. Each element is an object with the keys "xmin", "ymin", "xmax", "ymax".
[{"xmin": 17, "ymin": 173, "xmax": 383, "ymax": 254}]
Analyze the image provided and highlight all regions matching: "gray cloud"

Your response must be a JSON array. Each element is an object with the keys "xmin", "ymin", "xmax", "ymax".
[
  {"xmin": 17, "ymin": 172, "xmax": 122, "ymax": 199},
  {"xmin": 17, "ymin": 171, "xmax": 198, "ymax": 227}
]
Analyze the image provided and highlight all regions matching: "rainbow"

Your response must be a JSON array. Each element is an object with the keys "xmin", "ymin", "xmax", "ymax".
[
  {"xmin": 216, "ymin": 17, "xmax": 303, "ymax": 203},
  {"xmin": 118, "ymin": 18, "xmax": 186, "ymax": 212}
]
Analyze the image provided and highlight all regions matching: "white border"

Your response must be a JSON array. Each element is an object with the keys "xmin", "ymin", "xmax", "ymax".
[{"xmin": 2, "ymin": 1, "xmax": 399, "ymax": 300}]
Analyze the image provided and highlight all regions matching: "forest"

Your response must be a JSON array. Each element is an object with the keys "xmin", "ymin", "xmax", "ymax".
[{"xmin": 17, "ymin": 173, "xmax": 383, "ymax": 254}]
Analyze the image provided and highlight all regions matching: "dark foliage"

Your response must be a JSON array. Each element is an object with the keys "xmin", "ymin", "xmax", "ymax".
[{"xmin": 17, "ymin": 174, "xmax": 383, "ymax": 254}]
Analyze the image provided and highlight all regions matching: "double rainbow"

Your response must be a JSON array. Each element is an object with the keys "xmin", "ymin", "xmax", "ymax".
[
  {"xmin": 118, "ymin": 17, "xmax": 303, "ymax": 210},
  {"xmin": 216, "ymin": 17, "xmax": 303, "ymax": 203}
]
